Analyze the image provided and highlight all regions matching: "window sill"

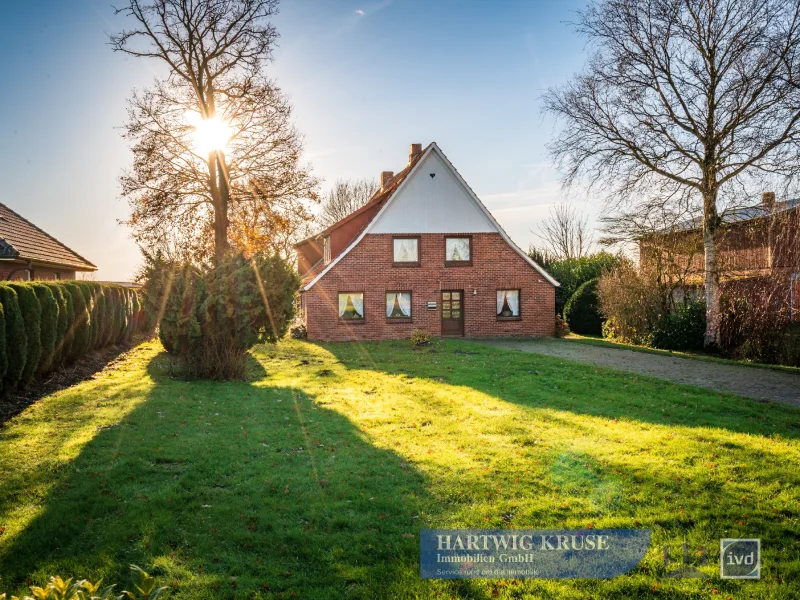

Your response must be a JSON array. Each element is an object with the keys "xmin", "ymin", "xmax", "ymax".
[
  {"xmin": 338, "ymin": 319, "xmax": 365, "ymax": 325},
  {"xmin": 445, "ymin": 261, "xmax": 472, "ymax": 267},
  {"xmin": 496, "ymin": 316, "xmax": 522, "ymax": 322},
  {"xmin": 386, "ymin": 318, "xmax": 413, "ymax": 324},
  {"xmin": 392, "ymin": 262, "xmax": 421, "ymax": 268}
]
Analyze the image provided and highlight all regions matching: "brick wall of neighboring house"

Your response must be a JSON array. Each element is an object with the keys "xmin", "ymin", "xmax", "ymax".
[
  {"xmin": 0, "ymin": 264, "xmax": 76, "ymax": 281},
  {"xmin": 303, "ymin": 232, "xmax": 556, "ymax": 341}
]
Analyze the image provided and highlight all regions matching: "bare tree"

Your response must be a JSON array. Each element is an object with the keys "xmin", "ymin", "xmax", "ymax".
[
  {"xmin": 535, "ymin": 202, "xmax": 593, "ymax": 259},
  {"xmin": 544, "ymin": 0, "xmax": 800, "ymax": 347},
  {"xmin": 111, "ymin": 0, "xmax": 318, "ymax": 264},
  {"xmin": 318, "ymin": 178, "xmax": 378, "ymax": 228}
]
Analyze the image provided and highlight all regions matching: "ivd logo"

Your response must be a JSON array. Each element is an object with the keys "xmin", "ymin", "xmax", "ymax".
[{"xmin": 720, "ymin": 539, "xmax": 760, "ymax": 579}]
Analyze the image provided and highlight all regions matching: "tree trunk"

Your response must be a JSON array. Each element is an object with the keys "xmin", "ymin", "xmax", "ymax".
[
  {"xmin": 702, "ymin": 190, "xmax": 721, "ymax": 348},
  {"xmin": 214, "ymin": 149, "xmax": 230, "ymax": 264}
]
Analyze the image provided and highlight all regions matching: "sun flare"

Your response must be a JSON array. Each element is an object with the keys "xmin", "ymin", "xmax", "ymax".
[{"xmin": 186, "ymin": 111, "xmax": 232, "ymax": 155}]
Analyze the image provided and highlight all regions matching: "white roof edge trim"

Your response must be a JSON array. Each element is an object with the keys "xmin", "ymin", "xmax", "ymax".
[{"xmin": 303, "ymin": 143, "xmax": 559, "ymax": 290}]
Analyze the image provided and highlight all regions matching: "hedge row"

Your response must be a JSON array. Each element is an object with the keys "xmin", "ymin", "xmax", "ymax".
[{"xmin": 0, "ymin": 281, "xmax": 142, "ymax": 395}]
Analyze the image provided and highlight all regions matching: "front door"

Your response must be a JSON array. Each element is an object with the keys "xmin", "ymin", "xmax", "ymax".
[{"xmin": 441, "ymin": 290, "xmax": 464, "ymax": 337}]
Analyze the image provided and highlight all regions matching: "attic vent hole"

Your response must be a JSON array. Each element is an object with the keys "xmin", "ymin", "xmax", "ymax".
[{"xmin": 429, "ymin": 173, "xmax": 435, "ymax": 178}]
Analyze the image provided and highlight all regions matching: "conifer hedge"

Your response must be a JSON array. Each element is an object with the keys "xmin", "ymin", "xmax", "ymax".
[
  {"xmin": 0, "ymin": 285, "xmax": 27, "ymax": 391},
  {"xmin": 0, "ymin": 281, "xmax": 143, "ymax": 397}
]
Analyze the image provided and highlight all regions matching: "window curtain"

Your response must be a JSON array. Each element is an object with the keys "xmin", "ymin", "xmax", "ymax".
[
  {"xmin": 446, "ymin": 238, "xmax": 470, "ymax": 261},
  {"xmin": 496, "ymin": 291, "xmax": 505, "ymax": 314},
  {"xmin": 339, "ymin": 293, "xmax": 364, "ymax": 318},
  {"xmin": 386, "ymin": 293, "xmax": 412, "ymax": 317},
  {"xmin": 507, "ymin": 290, "xmax": 519, "ymax": 315},
  {"xmin": 394, "ymin": 239, "xmax": 418, "ymax": 262},
  {"xmin": 399, "ymin": 292, "xmax": 411, "ymax": 316},
  {"xmin": 351, "ymin": 293, "xmax": 364, "ymax": 317}
]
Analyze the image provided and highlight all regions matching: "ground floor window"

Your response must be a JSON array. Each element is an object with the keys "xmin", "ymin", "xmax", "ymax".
[
  {"xmin": 386, "ymin": 291, "xmax": 412, "ymax": 320},
  {"xmin": 338, "ymin": 292, "xmax": 364, "ymax": 321},
  {"xmin": 497, "ymin": 289, "xmax": 520, "ymax": 319}
]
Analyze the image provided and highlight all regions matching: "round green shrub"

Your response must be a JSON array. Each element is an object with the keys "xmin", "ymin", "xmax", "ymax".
[
  {"xmin": 652, "ymin": 299, "xmax": 706, "ymax": 351},
  {"xmin": 0, "ymin": 285, "xmax": 27, "ymax": 391},
  {"xmin": 563, "ymin": 278, "xmax": 603, "ymax": 336},
  {"xmin": 64, "ymin": 282, "xmax": 90, "ymax": 362},
  {"xmin": 44, "ymin": 283, "xmax": 70, "ymax": 368},
  {"xmin": 31, "ymin": 283, "xmax": 58, "ymax": 375},
  {"xmin": 9, "ymin": 283, "xmax": 42, "ymax": 386},
  {"xmin": 158, "ymin": 254, "xmax": 299, "ymax": 379}
]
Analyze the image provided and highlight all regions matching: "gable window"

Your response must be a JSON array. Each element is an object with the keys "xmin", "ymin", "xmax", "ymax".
[
  {"xmin": 392, "ymin": 237, "xmax": 420, "ymax": 266},
  {"xmin": 338, "ymin": 292, "xmax": 364, "ymax": 322},
  {"xmin": 323, "ymin": 236, "xmax": 331, "ymax": 264},
  {"xmin": 497, "ymin": 290, "xmax": 521, "ymax": 320},
  {"xmin": 445, "ymin": 236, "xmax": 472, "ymax": 266},
  {"xmin": 386, "ymin": 291, "xmax": 412, "ymax": 321}
]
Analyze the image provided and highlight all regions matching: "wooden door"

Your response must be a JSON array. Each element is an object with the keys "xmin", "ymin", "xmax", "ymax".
[{"xmin": 441, "ymin": 290, "xmax": 464, "ymax": 337}]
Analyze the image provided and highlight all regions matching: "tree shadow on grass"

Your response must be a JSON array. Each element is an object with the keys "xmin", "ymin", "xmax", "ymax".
[{"xmin": 0, "ymin": 349, "xmax": 489, "ymax": 600}]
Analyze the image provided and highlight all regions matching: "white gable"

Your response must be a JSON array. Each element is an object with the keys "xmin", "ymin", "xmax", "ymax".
[
  {"xmin": 370, "ymin": 152, "xmax": 497, "ymax": 234},
  {"xmin": 303, "ymin": 143, "xmax": 560, "ymax": 290}
]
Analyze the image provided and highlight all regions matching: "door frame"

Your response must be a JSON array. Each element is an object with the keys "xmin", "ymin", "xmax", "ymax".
[{"xmin": 441, "ymin": 289, "xmax": 464, "ymax": 337}]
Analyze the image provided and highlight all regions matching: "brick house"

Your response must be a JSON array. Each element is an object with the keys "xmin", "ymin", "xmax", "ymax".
[
  {"xmin": 639, "ymin": 192, "xmax": 800, "ymax": 319},
  {"xmin": 0, "ymin": 202, "xmax": 97, "ymax": 280},
  {"xmin": 294, "ymin": 143, "xmax": 559, "ymax": 341}
]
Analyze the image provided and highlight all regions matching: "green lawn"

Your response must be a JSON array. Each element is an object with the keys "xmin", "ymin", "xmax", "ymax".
[{"xmin": 0, "ymin": 338, "xmax": 799, "ymax": 599}]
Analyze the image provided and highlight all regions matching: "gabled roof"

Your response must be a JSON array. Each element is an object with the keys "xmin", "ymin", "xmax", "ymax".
[
  {"xmin": 662, "ymin": 197, "xmax": 800, "ymax": 234},
  {"xmin": 303, "ymin": 143, "xmax": 559, "ymax": 290},
  {"xmin": 0, "ymin": 202, "xmax": 96, "ymax": 271},
  {"xmin": 295, "ymin": 143, "xmax": 430, "ymax": 253}
]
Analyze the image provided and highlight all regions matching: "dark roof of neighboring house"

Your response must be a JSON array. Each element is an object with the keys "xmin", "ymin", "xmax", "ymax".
[
  {"xmin": 669, "ymin": 197, "xmax": 800, "ymax": 233},
  {"xmin": 0, "ymin": 202, "xmax": 97, "ymax": 271},
  {"xmin": 295, "ymin": 143, "xmax": 432, "ymax": 252}
]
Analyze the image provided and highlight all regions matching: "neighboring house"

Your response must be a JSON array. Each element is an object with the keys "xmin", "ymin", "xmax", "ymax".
[
  {"xmin": 0, "ymin": 202, "xmax": 97, "ymax": 280},
  {"xmin": 639, "ymin": 192, "xmax": 800, "ymax": 318},
  {"xmin": 295, "ymin": 143, "xmax": 558, "ymax": 341}
]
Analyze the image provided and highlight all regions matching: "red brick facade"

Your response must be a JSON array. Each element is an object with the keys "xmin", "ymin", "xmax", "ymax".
[
  {"xmin": 0, "ymin": 263, "xmax": 76, "ymax": 281},
  {"xmin": 302, "ymin": 233, "xmax": 556, "ymax": 341}
]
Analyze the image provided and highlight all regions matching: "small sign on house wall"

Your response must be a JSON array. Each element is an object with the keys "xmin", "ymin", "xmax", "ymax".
[{"xmin": 427, "ymin": 301, "xmax": 437, "ymax": 310}]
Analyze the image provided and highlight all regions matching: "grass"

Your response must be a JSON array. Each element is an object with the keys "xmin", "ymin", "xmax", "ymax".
[
  {"xmin": 0, "ymin": 338, "xmax": 798, "ymax": 599},
  {"xmin": 564, "ymin": 334, "xmax": 800, "ymax": 374}
]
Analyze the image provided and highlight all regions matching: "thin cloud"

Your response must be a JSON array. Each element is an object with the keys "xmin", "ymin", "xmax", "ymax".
[{"xmin": 355, "ymin": 9, "xmax": 365, "ymax": 16}]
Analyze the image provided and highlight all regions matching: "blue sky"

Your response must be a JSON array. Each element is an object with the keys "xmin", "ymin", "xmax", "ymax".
[{"xmin": 0, "ymin": 0, "xmax": 589, "ymax": 280}]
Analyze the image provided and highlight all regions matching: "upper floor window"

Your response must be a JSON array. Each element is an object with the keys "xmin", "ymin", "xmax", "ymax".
[
  {"xmin": 497, "ymin": 289, "xmax": 521, "ymax": 320},
  {"xmin": 323, "ymin": 236, "xmax": 331, "ymax": 264},
  {"xmin": 338, "ymin": 292, "xmax": 364, "ymax": 321},
  {"xmin": 393, "ymin": 237, "xmax": 420, "ymax": 266},
  {"xmin": 445, "ymin": 236, "xmax": 472, "ymax": 266}
]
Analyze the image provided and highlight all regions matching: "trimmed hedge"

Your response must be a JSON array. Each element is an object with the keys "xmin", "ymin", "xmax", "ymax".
[
  {"xmin": 9, "ymin": 284, "xmax": 41, "ymax": 386},
  {"xmin": 31, "ymin": 283, "xmax": 59, "ymax": 375},
  {"xmin": 564, "ymin": 278, "xmax": 603, "ymax": 336},
  {"xmin": 0, "ymin": 281, "xmax": 144, "ymax": 397},
  {"xmin": 0, "ymin": 285, "xmax": 27, "ymax": 391}
]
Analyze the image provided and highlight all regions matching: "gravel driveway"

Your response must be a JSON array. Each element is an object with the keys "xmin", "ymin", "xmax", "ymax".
[{"xmin": 474, "ymin": 338, "xmax": 800, "ymax": 406}]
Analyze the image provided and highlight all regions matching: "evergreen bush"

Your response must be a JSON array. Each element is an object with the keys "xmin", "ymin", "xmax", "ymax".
[
  {"xmin": 44, "ymin": 283, "xmax": 69, "ymax": 368},
  {"xmin": 651, "ymin": 299, "xmax": 706, "ymax": 351},
  {"xmin": 157, "ymin": 254, "xmax": 299, "ymax": 379},
  {"xmin": 563, "ymin": 278, "xmax": 603, "ymax": 336},
  {"xmin": 0, "ymin": 303, "xmax": 6, "ymax": 389},
  {"xmin": 0, "ymin": 285, "xmax": 26, "ymax": 391},
  {"xmin": 31, "ymin": 283, "xmax": 59, "ymax": 375},
  {"xmin": 9, "ymin": 283, "xmax": 42, "ymax": 386},
  {"xmin": 64, "ymin": 282, "xmax": 90, "ymax": 362}
]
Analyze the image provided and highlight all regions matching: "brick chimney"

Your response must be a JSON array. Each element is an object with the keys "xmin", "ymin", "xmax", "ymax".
[
  {"xmin": 380, "ymin": 171, "xmax": 394, "ymax": 191},
  {"xmin": 408, "ymin": 143, "xmax": 422, "ymax": 164},
  {"xmin": 762, "ymin": 191, "xmax": 776, "ymax": 211}
]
